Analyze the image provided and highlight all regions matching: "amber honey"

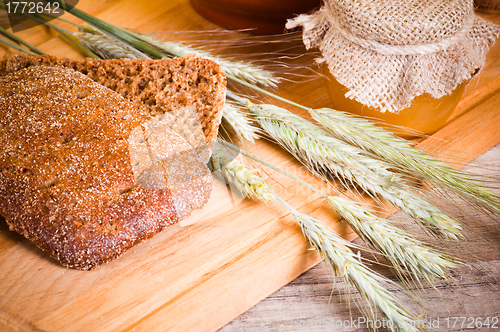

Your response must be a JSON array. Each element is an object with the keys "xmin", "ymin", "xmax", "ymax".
[{"xmin": 324, "ymin": 71, "xmax": 467, "ymax": 138}]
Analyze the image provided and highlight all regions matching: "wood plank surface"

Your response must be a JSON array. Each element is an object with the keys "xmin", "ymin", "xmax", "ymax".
[{"xmin": 0, "ymin": 2, "xmax": 499, "ymax": 332}]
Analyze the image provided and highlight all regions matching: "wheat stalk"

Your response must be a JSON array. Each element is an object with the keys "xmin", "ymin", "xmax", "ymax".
[
  {"xmin": 0, "ymin": 26, "xmax": 45, "ymax": 54},
  {"xmin": 38, "ymin": 0, "xmax": 500, "ymax": 218},
  {"xmin": 46, "ymin": 0, "xmax": 167, "ymax": 59},
  {"xmin": 128, "ymin": 31, "xmax": 279, "ymax": 89},
  {"xmin": 311, "ymin": 108, "xmax": 500, "ymax": 215},
  {"xmin": 0, "ymin": 2, "xmax": 98, "ymax": 57},
  {"xmin": 243, "ymin": 101, "xmax": 463, "ymax": 239},
  {"xmin": 219, "ymin": 139, "xmax": 457, "ymax": 282},
  {"xmin": 0, "ymin": 35, "xmax": 37, "ymax": 54},
  {"xmin": 213, "ymin": 140, "xmax": 419, "ymax": 330}
]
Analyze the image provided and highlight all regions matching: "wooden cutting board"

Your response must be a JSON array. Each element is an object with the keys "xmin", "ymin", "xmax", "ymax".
[{"xmin": 0, "ymin": 1, "xmax": 499, "ymax": 331}]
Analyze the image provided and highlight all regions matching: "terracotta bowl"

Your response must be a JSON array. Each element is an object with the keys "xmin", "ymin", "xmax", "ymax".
[
  {"xmin": 475, "ymin": 0, "xmax": 500, "ymax": 12},
  {"xmin": 190, "ymin": 0, "xmax": 322, "ymax": 35}
]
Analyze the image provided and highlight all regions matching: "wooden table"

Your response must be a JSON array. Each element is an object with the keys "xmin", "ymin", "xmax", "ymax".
[{"xmin": 0, "ymin": 1, "xmax": 499, "ymax": 331}]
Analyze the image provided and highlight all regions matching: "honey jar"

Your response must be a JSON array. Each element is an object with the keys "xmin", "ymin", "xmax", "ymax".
[
  {"xmin": 288, "ymin": 0, "xmax": 500, "ymax": 137},
  {"xmin": 324, "ymin": 70, "xmax": 468, "ymax": 137}
]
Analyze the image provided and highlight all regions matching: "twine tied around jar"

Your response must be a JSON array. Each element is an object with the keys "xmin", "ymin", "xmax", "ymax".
[{"xmin": 287, "ymin": 0, "xmax": 500, "ymax": 113}]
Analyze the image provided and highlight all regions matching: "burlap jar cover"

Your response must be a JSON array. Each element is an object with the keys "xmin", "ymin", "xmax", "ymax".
[{"xmin": 287, "ymin": 0, "xmax": 500, "ymax": 113}]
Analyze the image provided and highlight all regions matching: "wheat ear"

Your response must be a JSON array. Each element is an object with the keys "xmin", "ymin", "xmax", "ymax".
[
  {"xmin": 327, "ymin": 196, "xmax": 457, "ymax": 283},
  {"xmin": 243, "ymin": 101, "xmax": 463, "ymax": 239},
  {"xmin": 311, "ymin": 108, "xmax": 500, "ymax": 215},
  {"xmin": 75, "ymin": 26, "xmax": 151, "ymax": 60},
  {"xmin": 127, "ymin": 31, "xmax": 279, "ymax": 88},
  {"xmin": 219, "ymin": 139, "xmax": 457, "ymax": 282},
  {"xmin": 66, "ymin": 10, "xmax": 279, "ymax": 88},
  {"xmin": 210, "ymin": 144, "xmax": 274, "ymax": 203},
  {"xmin": 225, "ymin": 76, "xmax": 500, "ymax": 216},
  {"xmin": 221, "ymin": 103, "xmax": 260, "ymax": 143}
]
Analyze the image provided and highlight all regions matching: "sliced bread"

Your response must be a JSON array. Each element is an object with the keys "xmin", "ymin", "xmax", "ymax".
[{"xmin": 0, "ymin": 65, "xmax": 211, "ymax": 270}]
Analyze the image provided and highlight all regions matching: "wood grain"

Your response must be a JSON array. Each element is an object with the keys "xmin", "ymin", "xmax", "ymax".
[{"xmin": 0, "ymin": 1, "xmax": 499, "ymax": 332}]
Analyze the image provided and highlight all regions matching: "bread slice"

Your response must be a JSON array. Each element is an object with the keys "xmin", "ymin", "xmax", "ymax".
[
  {"xmin": 0, "ymin": 65, "xmax": 211, "ymax": 270},
  {"xmin": 0, "ymin": 54, "xmax": 226, "ymax": 143}
]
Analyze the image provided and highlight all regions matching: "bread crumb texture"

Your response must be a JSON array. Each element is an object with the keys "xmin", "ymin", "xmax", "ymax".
[{"xmin": 0, "ymin": 54, "xmax": 227, "ymax": 143}]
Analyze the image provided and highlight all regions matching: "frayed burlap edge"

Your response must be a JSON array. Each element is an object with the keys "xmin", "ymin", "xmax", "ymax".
[{"xmin": 287, "ymin": 7, "xmax": 500, "ymax": 113}]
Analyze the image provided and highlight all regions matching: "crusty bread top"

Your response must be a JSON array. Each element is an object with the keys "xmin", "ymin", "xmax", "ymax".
[
  {"xmin": 0, "ymin": 54, "xmax": 226, "ymax": 143},
  {"xmin": 0, "ymin": 66, "xmax": 181, "ymax": 270}
]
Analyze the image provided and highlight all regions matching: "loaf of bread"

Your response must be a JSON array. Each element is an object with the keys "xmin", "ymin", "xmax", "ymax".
[
  {"xmin": 0, "ymin": 54, "xmax": 226, "ymax": 143},
  {"xmin": 0, "ymin": 65, "xmax": 214, "ymax": 270}
]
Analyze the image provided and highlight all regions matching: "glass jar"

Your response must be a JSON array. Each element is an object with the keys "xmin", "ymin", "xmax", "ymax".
[
  {"xmin": 324, "ymin": 69, "xmax": 467, "ymax": 138},
  {"xmin": 288, "ymin": 0, "xmax": 498, "ymax": 139}
]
